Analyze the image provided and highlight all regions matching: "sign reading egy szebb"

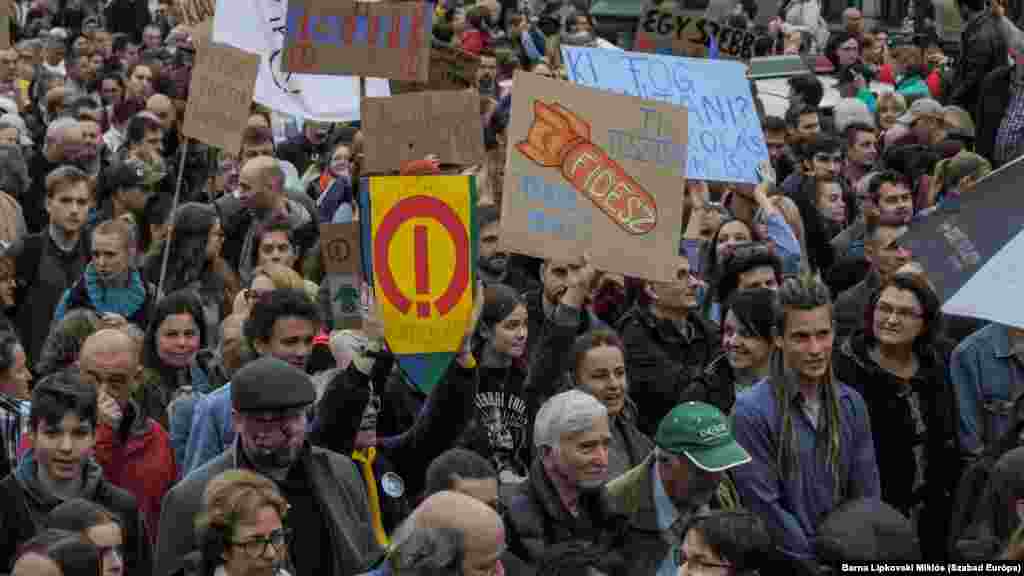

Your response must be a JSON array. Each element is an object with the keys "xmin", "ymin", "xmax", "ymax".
[{"xmin": 561, "ymin": 46, "xmax": 767, "ymax": 183}]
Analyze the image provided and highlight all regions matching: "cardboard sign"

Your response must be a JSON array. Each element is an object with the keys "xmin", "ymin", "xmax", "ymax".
[
  {"xmin": 359, "ymin": 175, "xmax": 477, "ymax": 393},
  {"xmin": 390, "ymin": 46, "xmax": 480, "ymax": 94},
  {"xmin": 182, "ymin": 41, "xmax": 260, "ymax": 154},
  {"xmin": 500, "ymin": 71, "xmax": 687, "ymax": 283},
  {"xmin": 323, "ymin": 273, "xmax": 364, "ymax": 330},
  {"xmin": 282, "ymin": 0, "xmax": 432, "ymax": 83},
  {"xmin": 0, "ymin": 1, "xmax": 9, "ymax": 50},
  {"xmin": 361, "ymin": 90, "xmax": 485, "ymax": 174},
  {"xmin": 633, "ymin": 3, "xmax": 758, "ymax": 60},
  {"xmin": 562, "ymin": 46, "xmax": 768, "ymax": 184},
  {"xmin": 900, "ymin": 156, "xmax": 1024, "ymax": 328},
  {"xmin": 320, "ymin": 223, "xmax": 361, "ymax": 275},
  {"xmin": 213, "ymin": 0, "xmax": 391, "ymax": 123}
]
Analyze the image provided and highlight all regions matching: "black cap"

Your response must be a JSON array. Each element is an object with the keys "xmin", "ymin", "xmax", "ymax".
[
  {"xmin": 231, "ymin": 357, "xmax": 315, "ymax": 412},
  {"xmin": 104, "ymin": 159, "xmax": 147, "ymax": 191}
]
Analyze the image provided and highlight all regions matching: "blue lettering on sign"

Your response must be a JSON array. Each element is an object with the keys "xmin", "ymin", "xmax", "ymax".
[
  {"xmin": 560, "ymin": 45, "xmax": 768, "ymax": 184},
  {"xmin": 521, "ymin": 176, "xmax": 592, "ymax": 241}
]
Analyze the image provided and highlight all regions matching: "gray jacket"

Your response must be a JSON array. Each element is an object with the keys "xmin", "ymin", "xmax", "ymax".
[{"xmin": 154, "ymin": 443, "xmax": 380, "ymax": 576}]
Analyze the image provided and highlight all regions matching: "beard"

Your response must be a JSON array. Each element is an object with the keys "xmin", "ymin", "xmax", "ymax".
[{"xmin": 242, "ymin": 437, "xmax": 303, "ymax": 471}]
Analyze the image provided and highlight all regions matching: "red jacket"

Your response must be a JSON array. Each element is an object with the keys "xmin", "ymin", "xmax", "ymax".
[{"xmin": 95, "ymin": 417, "xmax": 177, "ymax": 544}]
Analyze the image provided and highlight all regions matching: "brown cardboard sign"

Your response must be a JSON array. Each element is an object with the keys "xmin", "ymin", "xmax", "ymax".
[
  {"xmin": 500, "ymin": 71, "xmax": 688, "ymax": 282},
  {"xmin": 633, "ymin": 2, "xmax": 758, "ymax": 60},
  {"xmin": 320, "ymin": 223, "xmax": 361, "ymax": 275},
  {"xmin": 182, "ymin": 41, "xmax": 259, "ymax": 155},
  {"xmin": 390, "ymin": 46, "xmax": 481, "ymax": 94},
  {"xmin": 360, "ymin": 90, "xmax": 485, "ymax": 174},
  {"xmin": 0, "ymin": 1, "xmax": 10, "ymax": 50},
  {"xmin": 281, "ymin": 0, "xmax": 432, "ymax": 83}
]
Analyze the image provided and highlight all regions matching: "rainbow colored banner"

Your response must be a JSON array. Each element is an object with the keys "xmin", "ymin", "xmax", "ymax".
[
  {"xmin": 283, "ymin": 0, "xmax": 433, "ymax": 83},
  {"xmin": 359, "ymin": 176, "xmax": 477, "ymax": 394}
]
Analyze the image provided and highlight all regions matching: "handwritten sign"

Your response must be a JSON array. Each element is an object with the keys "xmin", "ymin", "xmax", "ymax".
[
  {"xmin": 182, "ymin": 41, "xmax": 259, "ymax": 154},
  {"xmin": 361, "ymin": 90, "xmax": 485, "ymax": 174},
  {"xmin": 501, "ymin": 71, "xmax": 686, "ymax": 283},
  {"xmin": 562, "ymin": 46, "xmax": 767, "ymax": 184},
  {"xmin": 213, "ymin": 0, "xmax": 391, "ymax": 122},
  {"xmin": 359, "ymin": 175, "xmax": 477, "ymax": 393},
  {"xmin": 390, "ymin": 46, "xmax": 481, "ymax": 94},
  {"xmin": 633, "ymin": 3, "xmax": 758, "ymax": 60},
  {"xmin": 282, "ymin": 0, "xmax": 432, "ymax": 83}
]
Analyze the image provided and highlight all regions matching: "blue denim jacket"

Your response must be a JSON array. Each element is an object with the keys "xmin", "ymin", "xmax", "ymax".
[
  {"xmin": 731, "ymin": 372, "xmax": 881, "ymax": 559},
  {"xmin": 167, "ymin": 363, "xmax": 212, "ymax": 471},
  {"xmin": 950, "ymin": 323, "xmax": 1022, "ymax": 455},
  {"xmin": 181, "ymin": 383, "xmax": 235, "ymax": 476}
]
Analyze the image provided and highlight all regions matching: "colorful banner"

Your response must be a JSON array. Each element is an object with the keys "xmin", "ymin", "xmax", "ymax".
[
  {"xmin": 282, "ymin": 0, "xmax": 433, "ymax": 83},
  {"xmin": 500, "ymin": 71, "xmax": 687, "ymax": 283},
  {"xmin": 212, "ymin": 0, "xmax": 391, "ymax": 122},
  {"xmin": 561, "ymin": 46, "xmax": 768, "ymax": 184},
  {"xmin": 359, "ymin": 176, "xmax": 477, "ymax": 393}
]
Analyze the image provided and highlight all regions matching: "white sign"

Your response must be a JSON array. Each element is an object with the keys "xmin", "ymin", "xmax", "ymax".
[{"xmin": 213, "ymin": 0, "xmax": 391, "ymax": 122}]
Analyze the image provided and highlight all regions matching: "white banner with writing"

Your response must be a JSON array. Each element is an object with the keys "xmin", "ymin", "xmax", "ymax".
[{"xmin": 213, "ymin": 0, "xmax": 391, "ymax": 122}]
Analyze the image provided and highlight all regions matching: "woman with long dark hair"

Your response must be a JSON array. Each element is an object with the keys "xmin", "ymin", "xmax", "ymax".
[
  {"xmin": 46, "ymin": 499, "xmax": 125, "ymax": 576},
  {"xmin": 832, "ymin": 270, "xmax": 959, "ymax": 557},
  {"xmin": 144, "ymin": 203, "xmax": 238, "ymax": 347},
  {"xmin": 139, "ymin": 290, "xmax": 215, "ymax": 466},
  {"xmin": 11, "ymin": 529, "xmax": 102, "ymax": 576}
]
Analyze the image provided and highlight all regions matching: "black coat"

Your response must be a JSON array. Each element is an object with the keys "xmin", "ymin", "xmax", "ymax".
[
  {"xmin": 618, "ymin": 306, "xmax": 721, "ymax": 436},
  {"xmin": 952, "ymin": 10, "xmax": 1009, "ymax": 114},
  {"xmin": 503, "ymin": 457, "xmax": 629, "ymax": 566},
  {"xmin": 976, "ymin": 65, "xmax": 1014, "ymax": 164},
  {"xmin": 832, "ymin": 333, "xmax": 961, "ymax": 558},
  {"xmin": 104, "ymin": 0, "xmax": 151, "ymax": 43}
]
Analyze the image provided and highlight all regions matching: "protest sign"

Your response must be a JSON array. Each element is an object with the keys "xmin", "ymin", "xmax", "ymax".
[
  {"xmin": 182, "ymin": 41, "xmax": 260, "ymax": 154},
  {"xmin": 282, "ymin": 0, "xmax": 432, "ymax": 83},
  {"xmin": 359, "ymin": 175, "xmax": 477, "ymax": 393},
  {"xmin": 633, "ymin": 2, "xmax": 759, "ymax": 60},
  {"xmin": 501, "ymin": 71, "xmax": 687, "ymax": 283},
  {"xmin": 0, "ymin": 1, "xmax": 9, "ymax": 50},
  {"xmin": 320, "ymin": 223, "xmax": 363, "ymax": 330},
  {"xmin": 900, "ymin": 157, "xmax": 1024, "ymax": 329},
  {"xmin": 390, "ymin": 46, "xmax": 480, "ymax": 94},
  {"xmin": 562, "ymin": 46, "xmax": 768, "ymax": 184},
  {"xmin": 213, "ymin": 0, "xmax": 391, "ymax": 122},
  {"xmin": 361, "ymin": 90, "xmax": 485, "ymax": 174}
]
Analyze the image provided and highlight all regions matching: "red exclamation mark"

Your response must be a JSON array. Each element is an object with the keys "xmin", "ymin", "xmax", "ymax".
[{"xmin": 415, "ymin": 225, "xmax": 430, "ymax": 318}]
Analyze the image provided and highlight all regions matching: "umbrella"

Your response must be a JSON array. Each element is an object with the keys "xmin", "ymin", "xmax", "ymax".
[{"xmin": 899, "ymin": 155, "xmax": 1024, "ymax": 329}]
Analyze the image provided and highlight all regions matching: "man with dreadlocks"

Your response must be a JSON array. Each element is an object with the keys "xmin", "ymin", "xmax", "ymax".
[{"xmin": 730, "ymin": 273, "xmax": 880, "ymax": 569}]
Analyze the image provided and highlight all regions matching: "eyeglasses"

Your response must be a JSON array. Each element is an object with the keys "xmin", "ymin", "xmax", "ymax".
[
  {"xmin": 244, "ymin": 288, "xmax": 273, "ymax": 302},
  {"xmin": 674, "ymin": 549, "xmax": 733, "ymax": 571},
  {"xmin": 876, "ymin": 301, "xmax": 923, "ymax": 320},
  {"xmin": 241, "ymin": 407, "xmax": 308, "ymax": 438},
  {"xmin": 231, "ymin": 528, "xmax": 292, "ymax": 558}
]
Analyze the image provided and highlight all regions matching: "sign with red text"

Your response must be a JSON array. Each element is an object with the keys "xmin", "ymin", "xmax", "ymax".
[
  {"xmin": 359, "ymin": 175, "xmax": 477, "ymax": 393},
  {"xmin": 501, "ymin": 71, "xmax": 687, "ymax": 283}
]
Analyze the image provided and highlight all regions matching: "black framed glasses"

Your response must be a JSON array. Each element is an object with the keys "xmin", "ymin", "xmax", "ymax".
[{"xmin": 231, "ymin": 528, "xmax": 292, "ymax": 558}]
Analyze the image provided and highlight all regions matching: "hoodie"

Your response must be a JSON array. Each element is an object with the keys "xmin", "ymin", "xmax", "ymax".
[{"xmin": 0, "ymin": 450, "xmax": 152, "ymax": 574}]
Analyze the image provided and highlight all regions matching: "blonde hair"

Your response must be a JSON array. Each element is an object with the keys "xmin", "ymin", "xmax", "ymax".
[
  {"xmin": 196, "ymin": 469, "xmax": 289, "ymax": 540},
  {"xmin": 251, "ymin": 262, "xmax": 306, "ymax": 292},
  {"xmin": 876, "ymin": 92, "xmax": 907, "ymax": 114}
]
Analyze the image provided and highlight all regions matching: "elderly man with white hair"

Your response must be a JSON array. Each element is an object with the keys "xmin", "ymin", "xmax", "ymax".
[{"xmin": 503, "ymin": 389, "xmax": 626, "ymax": 566}]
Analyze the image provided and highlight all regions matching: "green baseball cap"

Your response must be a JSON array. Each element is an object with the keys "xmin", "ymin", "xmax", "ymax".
[{"xmin": 655, "ymin": 402, "xmax": 751, "ymax": 473}]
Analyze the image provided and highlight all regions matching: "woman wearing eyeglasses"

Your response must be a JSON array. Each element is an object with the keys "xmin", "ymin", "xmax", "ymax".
[
  {"xmin": 45, "ymin": 499, "xmax": 125, "ymax": 576},
  {"xmin": 832, "ymin": 270, "xmax": 960, "ymax": 557},
  {"xmin": 192, "ymin": 469, "xmax": 292, "ymax": 576}
]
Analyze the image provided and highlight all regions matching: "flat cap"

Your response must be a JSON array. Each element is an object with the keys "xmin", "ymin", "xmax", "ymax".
[{"xmin": 231, "ymin": 357, "xmax": 315, "ymax": 412}]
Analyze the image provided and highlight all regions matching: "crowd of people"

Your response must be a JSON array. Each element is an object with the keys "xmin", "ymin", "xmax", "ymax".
[{"xmin": 1, "ymin": 0, "xmax": 1024, "ymax": 574}]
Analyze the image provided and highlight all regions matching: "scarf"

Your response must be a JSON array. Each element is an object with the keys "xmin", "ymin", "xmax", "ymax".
[
  {"xmin": 84, "ymin": 264, "xmax": 147, "ymax": 318},
  {"xmin": 352, "ymin": 447, "xmax": 389, "ymax": 547}
]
